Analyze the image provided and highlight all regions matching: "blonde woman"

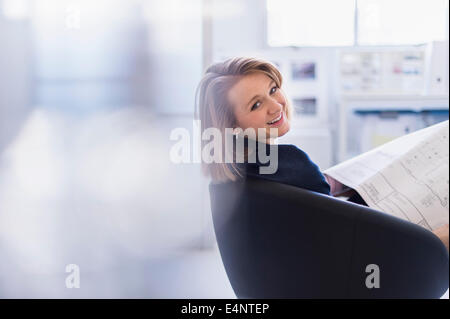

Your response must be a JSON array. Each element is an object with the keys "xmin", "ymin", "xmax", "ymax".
[
  {"xmin": 195, "ymin": 56, "xmax": 449, "ymax": 251},
  {"xmin": 195, "ymin": 57, "xmax": 356, "ymax": 199}
]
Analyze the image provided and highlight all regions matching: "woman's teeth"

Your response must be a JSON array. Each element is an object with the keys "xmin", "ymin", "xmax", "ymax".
[{"xmin": 268, "ymin": 113, "xmax": 282, "ymax": 124}]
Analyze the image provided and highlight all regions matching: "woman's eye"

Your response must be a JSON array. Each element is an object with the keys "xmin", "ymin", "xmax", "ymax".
[
  {"xmin": 251, "ymin": 101, "xmax": 261, "ymax": 111},
  {"xmin": 270, "ymin": 86, "xmax": 278, "ymax": 94}
]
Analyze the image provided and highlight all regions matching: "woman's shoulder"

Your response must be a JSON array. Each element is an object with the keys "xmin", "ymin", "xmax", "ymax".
[
  {"xmin": 276, "ymin": 143, "xmax": 312, "ymax": 160},
  {"xmin": 245, "ymin": 143, "xmax": 330, "ymax": 195}
]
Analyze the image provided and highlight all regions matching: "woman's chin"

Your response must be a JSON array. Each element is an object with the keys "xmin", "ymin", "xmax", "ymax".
[
  {"xmin": 265, "ymin": 126, "xmax": 289, "ymax": 139},
  {"xmin": 277, "ymin": 123, "xmax": 290, "ymax": 137}
]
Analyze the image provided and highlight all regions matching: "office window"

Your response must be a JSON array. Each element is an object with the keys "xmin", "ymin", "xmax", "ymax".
[
  {"xmin": 267, "ymin": 0, "xmax": 355, "ymax": 47},
  {"xmin": 267, "ymin": 0, "xmax": 449, "ymax": 46},
  {"xmin": 357, "ymin": 0, "xmax": 448, "ymax": 45}
]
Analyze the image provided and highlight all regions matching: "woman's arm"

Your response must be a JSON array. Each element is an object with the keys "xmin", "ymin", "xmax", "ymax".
[
  {"xmin": 432, "ymin": 224, "xmax": 449, "ymax": 252},
  {"xmin": 323, "ymin": 174, "xmax": 356, "ymax": 197}
]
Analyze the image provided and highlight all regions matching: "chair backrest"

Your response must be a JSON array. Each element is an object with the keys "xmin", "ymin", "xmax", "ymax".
[{"xmin": 209, "ymin": 176, "xmax": 449, "ymax": 298}]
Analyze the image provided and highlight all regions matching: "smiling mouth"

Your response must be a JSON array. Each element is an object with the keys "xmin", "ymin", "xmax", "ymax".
[{"xmin": 267, "ymin": 112, "xmax": 283, "ymax": 125}]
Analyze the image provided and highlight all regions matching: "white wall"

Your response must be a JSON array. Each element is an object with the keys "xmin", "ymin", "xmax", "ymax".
[
  {"xmin": 144, "ymin": 0, "xmax": 203, "ymax": 115},
  {"xmin": 211, "ymin": 0, "xmax": 267, "ymax": 56}
]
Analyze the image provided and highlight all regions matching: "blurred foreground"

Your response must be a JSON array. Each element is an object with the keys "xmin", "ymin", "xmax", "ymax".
[{"xmin": 0, "ymin": 106, "xmax": 235, "ymax": 298}]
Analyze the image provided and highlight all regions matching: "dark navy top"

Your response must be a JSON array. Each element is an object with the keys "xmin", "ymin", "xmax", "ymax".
[
  {"xmin": 238, "ymin": 141, "xmax": 331, "ymax": 195},
  {"xmin": 238, "ymin": 139, "xmax": 367, "ymax": 205}
]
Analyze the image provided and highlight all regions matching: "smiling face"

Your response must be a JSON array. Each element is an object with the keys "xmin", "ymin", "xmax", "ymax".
[{"xmin": 227, "ymin": 72, "xmax": 290, "ymax": 142}]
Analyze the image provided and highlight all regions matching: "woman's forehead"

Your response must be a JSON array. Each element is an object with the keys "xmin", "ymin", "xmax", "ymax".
[
  {"xmin": 237, "ymin": 72, "xmax": 272, "ymax": 88},
  {"xmin": 228, "ymin": 73, "xmax": 273, "ymax": 101}
]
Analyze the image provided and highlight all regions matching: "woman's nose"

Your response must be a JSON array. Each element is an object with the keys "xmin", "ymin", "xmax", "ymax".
[{"xmin": 267, "ymin": 98, "xmax": 283, "ymax": 114}]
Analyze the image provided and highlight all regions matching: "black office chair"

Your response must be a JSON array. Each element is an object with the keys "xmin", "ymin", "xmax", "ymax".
[{"xmin": 209, "ymin": 176, "xmax": 449, "ymax": 298}]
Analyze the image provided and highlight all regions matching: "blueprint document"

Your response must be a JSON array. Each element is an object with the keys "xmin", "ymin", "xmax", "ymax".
[{"xmin": 324, "ymin": 120, "xmax": 449, "ymax": 231}]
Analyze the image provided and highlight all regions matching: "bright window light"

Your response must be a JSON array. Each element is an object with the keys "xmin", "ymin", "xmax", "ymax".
[
  {"xmin": 357, "ymin": 0, "xmax": 449, "ymax": 45},
  {"xmin": 1, "ymin": 0, "xmax": 30, "ymax": 19},
  {"xmin": 267, "ymin": 0, "xmax": 356, "ymax": 47},
  {"xmin": 267, "ymin": 0, "xmax": 449, "ymax": 47}
]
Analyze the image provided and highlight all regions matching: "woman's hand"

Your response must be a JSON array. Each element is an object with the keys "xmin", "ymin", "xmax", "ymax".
[
  {"xmin": 432, "ymin": 224, "xmax": 449, "ymax": 252},
  {"xmin": 323, "ymin": 174, "xmax": 355, "ymax": 197}
]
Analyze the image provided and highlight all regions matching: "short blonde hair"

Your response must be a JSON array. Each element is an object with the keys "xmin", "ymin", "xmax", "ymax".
[{"xmin": 195, "ymin": 57, "xmax": 293, "ymax": 183}]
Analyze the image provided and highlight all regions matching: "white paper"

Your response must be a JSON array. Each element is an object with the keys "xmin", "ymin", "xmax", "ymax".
[{"xmin": 324, "ymin": 120, "xmax": 449, "ymax": 230}]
